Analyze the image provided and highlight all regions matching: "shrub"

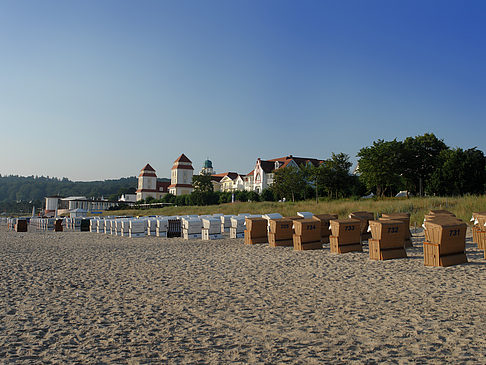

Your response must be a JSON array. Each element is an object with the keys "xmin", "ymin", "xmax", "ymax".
[
  {"xmin": 248, "ymin": 191, "xmax": 260, "ymax": 202},
  {"xmin": 219, "ymin": 192, "xmax": 232, "ymax": 204},
  {"xmin": 162, "ymin": 193, "xmax": 176, "ymax": 203},
  {"xmin": 261, "ymin": 188, "xmax": 276, "ymax": 202},
  {"xmin": 174, "ymin": 195, "xmax": 187, "ymax": 206},
  {"xmin": 235, "ymin": 190, "xmax": 249, "ymax": 202}
]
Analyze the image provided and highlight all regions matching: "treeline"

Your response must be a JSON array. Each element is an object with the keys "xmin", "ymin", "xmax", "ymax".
[
  {"xmin": 357, "ymin": 133, "xmax": 486, "ymax": 197},
  {"xmin": 272, "ymin": 133, "xmax": 485, "ymax": 201},
  {"xmin": 131, "ymin": 189, "xmax": 277, "ymax": 208},
  {"xmin": 0, "ymin": 175, "xmax": 138, "ymax": 213}
]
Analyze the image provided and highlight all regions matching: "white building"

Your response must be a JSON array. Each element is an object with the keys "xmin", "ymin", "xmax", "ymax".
[
  {"xmin": 45, "ymin": 196, "xmax": 61, "ymax": 216},
  {"xmin": 219, "ymin": 172, "xmax": 246, "ymax": 192},
  {"xmin": 210, "ymin": 173, "xmax": 224, "ymax": 192},
  {"xmin": 243, "ymin": 170, "xmax": 255, "ymax": 191},
  {"xmin": 119, "ymin": 194, "xmax": 137, "ymax": 203},
  {"xmin": 168, "ymin": 154, "xmax": 194, "ymax": 196},
  {"xmin": 251, "ymin": 155, "xmax": 324, "ymax": 193},
  {"xmin": 136, "ymin": 163, "xmax": 170, "ymax": 201},
  {"xmin": 44, "ymin": 196, "xmax": 118, "ymax": 217}
]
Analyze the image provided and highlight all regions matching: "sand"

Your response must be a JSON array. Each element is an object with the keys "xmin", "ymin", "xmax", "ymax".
[{"xmin": 1, "ymin": 225, "xmax": 485, "ymax": 364}]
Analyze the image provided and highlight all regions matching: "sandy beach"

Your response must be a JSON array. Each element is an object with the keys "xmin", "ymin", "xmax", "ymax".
[{"xmin": 1, "ymin": 225, "xmax": 485, "ymax": 364}]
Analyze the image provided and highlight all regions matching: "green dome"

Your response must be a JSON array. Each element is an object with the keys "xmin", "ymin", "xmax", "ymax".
[{"xmin": 203, "ymin": 159, "xmax": 213, "ymax": 168}]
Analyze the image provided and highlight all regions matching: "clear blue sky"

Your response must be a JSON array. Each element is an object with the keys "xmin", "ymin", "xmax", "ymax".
[{"xmin": 1, "ymin": 0, "xmax": 485, "ymax": 181}]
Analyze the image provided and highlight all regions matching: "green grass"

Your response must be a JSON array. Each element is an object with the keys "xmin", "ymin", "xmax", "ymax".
[{"xmin": 105, "ymin": 195, "xmax": 486, "ymax": 226}]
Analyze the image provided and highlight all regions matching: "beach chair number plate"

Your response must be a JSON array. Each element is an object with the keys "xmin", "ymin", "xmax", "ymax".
[{"xmin": 449, "ymin": 229, "xmax": 460, "ymax": 237}]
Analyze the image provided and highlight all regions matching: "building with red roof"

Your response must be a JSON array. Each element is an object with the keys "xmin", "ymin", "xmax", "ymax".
[
  {"xmin": 209, "ymin": 172, "xmax": 245, "ymax": 192},
  {"xmin": 136, "ymin": 163, "xmax": 170, "ymax": 201},
  {"xmin": 251, "ymin": 155, "xmax": 324, "ymax": 193},
  {"xmin": 168, "ymin": 154, "xmax": 194, "ymax": 196}
]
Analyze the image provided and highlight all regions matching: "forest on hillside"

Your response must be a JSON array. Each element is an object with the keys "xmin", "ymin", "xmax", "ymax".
[{"xmin": 0, "ymin": 175, "xmax": 139, "ymax": 213}]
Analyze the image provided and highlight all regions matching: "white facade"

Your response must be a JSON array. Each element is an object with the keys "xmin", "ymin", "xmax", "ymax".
[
  {"xmin": 252, "ymin": 159, "xmax": 288, "ymax": 193},
  {"xmin": 244, "ymin": 173, "xmax": 254, "ymax": 191},
  {"xmin": 45, "ymin": 196, "xmax": 117, "ymax": 216},
  {"xmin": 234, "ymin": 176, "xmax": 245, "ymax": 191},
  {"xmin": 251, "ymin": 156, "xmax": 320, "ymax": 193},
  {"xmin": 137, "ymin": 175, "xmax": 156, "ymax": 200},
  {"xmin": 220, "ymin": 174, "xmax": 246, "ymax": 192},
  {"xmin": 45, "ymin": 197, "xmax": 60, "ymax": 211},
  {"xmin": 168, "ymin": 154, "xmax": 194, "ymax": 196},
  {"xmin": 120, "ymin": 194, "xmax": 137, "ymax": 203},
  {"xmin": 66, "ymin": 198, "xmax": 116, "ymax": 211},
  {"xmin": 136, "ymin": 164, "xmax": 157, "ymax": 201},
  {"xmin": 136, "ymin": 164, "xmax": 169, "ymax": 201}
]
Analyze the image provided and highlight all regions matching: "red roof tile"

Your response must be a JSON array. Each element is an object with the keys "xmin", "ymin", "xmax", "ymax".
[
  {"xmin": 173, "ymin": 154, "xmax": 192, "ymax": 164},
  {"xmin": 141, "ymin": 163, "xmax": 156, "ymax": 172}
]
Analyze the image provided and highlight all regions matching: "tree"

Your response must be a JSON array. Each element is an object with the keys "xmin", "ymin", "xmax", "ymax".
[
  {"xmin": 300, "ymin": 163, "xmax": 320, "ymax": 203},
  {"xmin": 402, "ymin": 133, "xmax": 448, "ymax": 196},
  {"xmin": 357, "ymin": 139, "xmax": 404, "ymax": 197},
  {"xmin": 327, "ymin": 153, "xmax": 353, "ymax": 199},
  {"xmin": 346, "ymin": 175, "xmax": 367, "ymax": 197},
  {"xmin": 427, "ymin": 148, "xmax": 486, "ymax": 195},
  {"xmin": 462, "ymin": 148, "xmax": 486, "ymax": 194},
  {"xmin": 272, "ymin": 166, "xmax": 306, "ymax": 202},
  {"xmin": 192, "ymin": 174, "xmax": 213, "ymax": 192}
]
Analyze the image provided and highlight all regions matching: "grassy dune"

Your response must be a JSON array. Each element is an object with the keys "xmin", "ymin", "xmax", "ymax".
[{"xmin": 106, "ymin": 195, "xmax": 486, "ymax": 226}]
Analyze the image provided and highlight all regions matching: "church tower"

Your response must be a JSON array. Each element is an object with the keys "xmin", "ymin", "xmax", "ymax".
[
  {"xmin": 201, "ymin": 159, "xmax": 214, "ymax": 175},
  {"xmin": 136, "ymin": 163, "xmax": 157, "ymax": 201},
  {"xmin": 168, "ymin": 154, "xmax": 194, "ymax": 196}
]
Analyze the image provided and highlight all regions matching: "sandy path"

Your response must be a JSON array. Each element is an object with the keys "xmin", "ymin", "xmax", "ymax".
[{"xmin": 0, "ymin": 226, "xmax": 485, "ymax": 364}]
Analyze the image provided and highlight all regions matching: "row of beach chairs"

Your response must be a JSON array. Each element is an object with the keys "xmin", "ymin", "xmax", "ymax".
[
  {"xmin": 5, "ymin": 209, "xmax": 486, "ymax": 266},
  {"xmin": 245, "ymin": 210, "xmax": 484, "ymax": 267},
  {"xmin": 84, "ymin": 214, "xmax": 259, "ymax": 240}
]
